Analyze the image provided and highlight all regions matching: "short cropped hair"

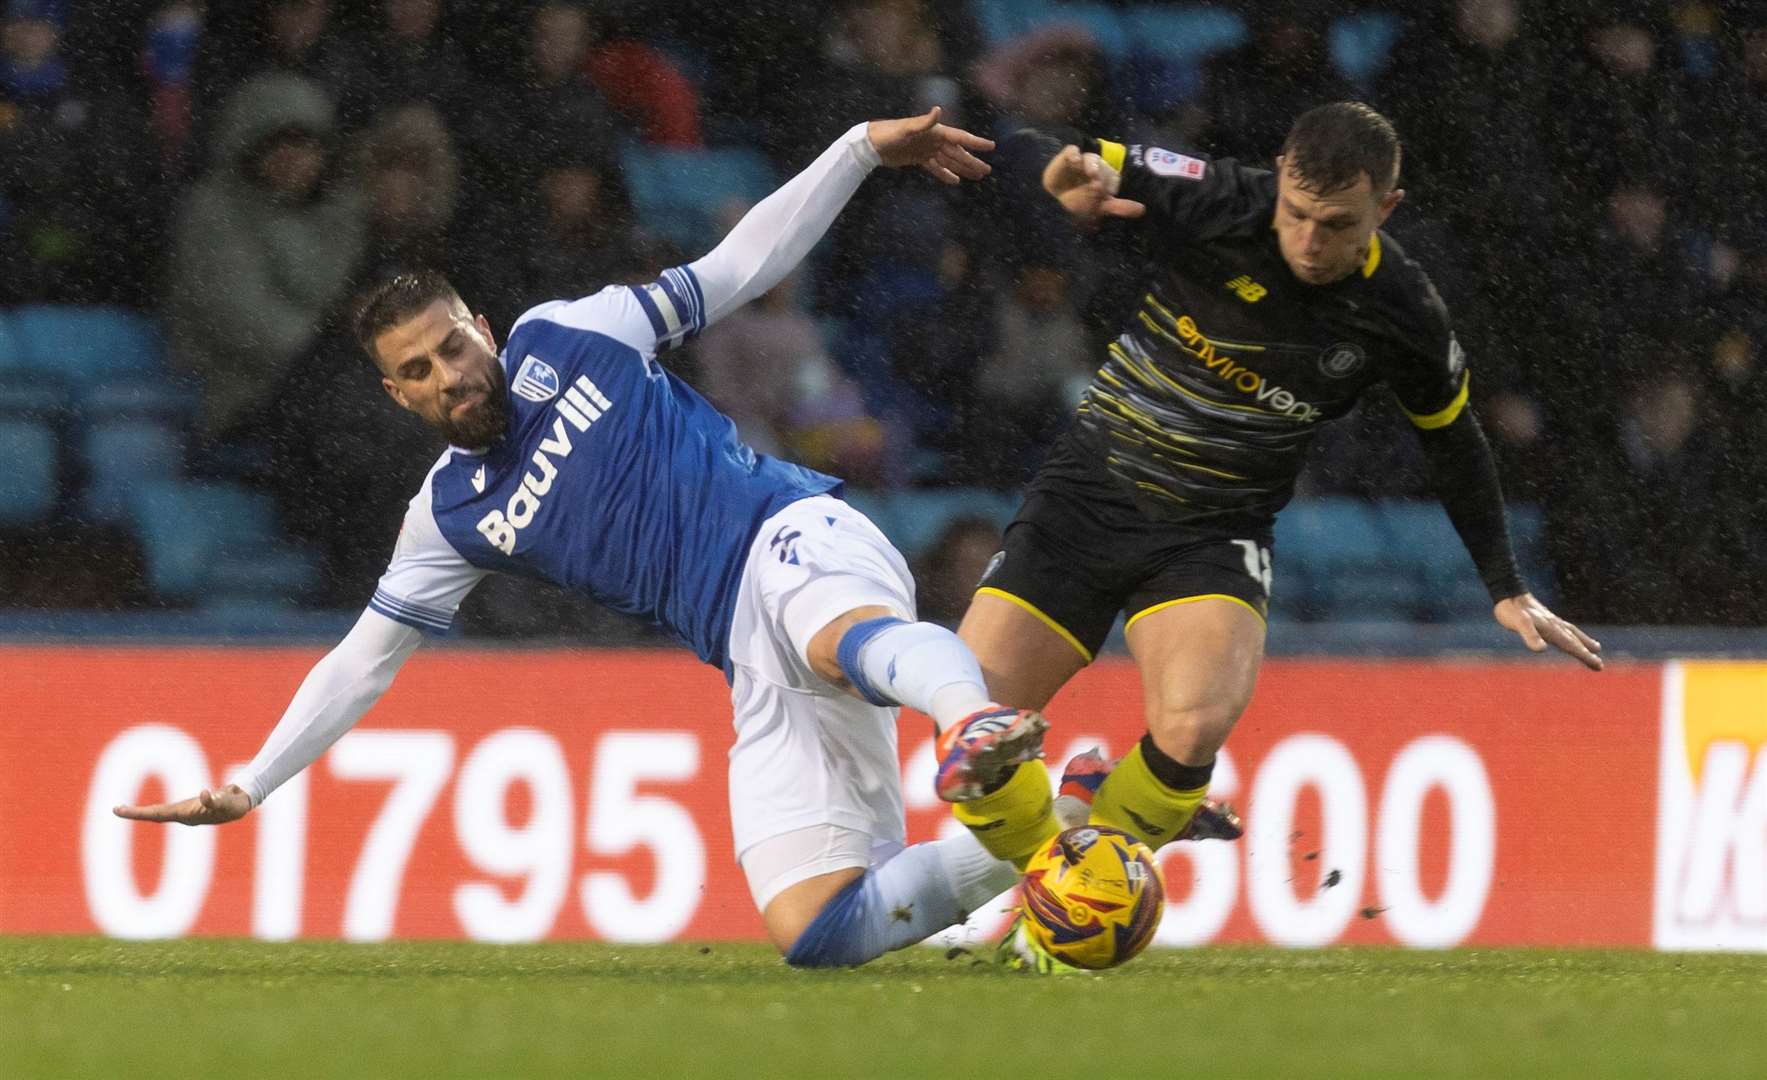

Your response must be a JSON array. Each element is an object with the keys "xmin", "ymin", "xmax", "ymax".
[
  {"xmin": 353, "ymin": 270, "xmax": 463, "ymax": 366},
  {"xmin": 1280, "ymin": 102, "xmax": 1401, "ymax": 195}
]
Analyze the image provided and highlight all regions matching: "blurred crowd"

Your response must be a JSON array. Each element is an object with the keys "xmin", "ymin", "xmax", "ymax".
[{"xmin": 1, "ymin": 0, "xmax": 1764, "ymax": 627}]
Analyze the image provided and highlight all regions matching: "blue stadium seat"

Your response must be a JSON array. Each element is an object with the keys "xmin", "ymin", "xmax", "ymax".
[
  {"xmin": 0, "ymin": 311, "xmax": 22, "ymax": 373},
  {"xmin": 1125, "ymin": 6, "xmax": 1249, "ymax": 66},
  {"xmin": 1329, "ymin": 11, "xmax": 1402, "ymax": 90},
  {"xmin": 127, "ymin": 479, "xmax": 281, "ymax": 599},
  {"xmin": 621, "ymin": 145, "xmax": 778, "ymax": 251},
  {"xmin": 1503, "ymin": 502, "xmax": 1558, "ymax": 604},
  {"xmin": 1274, "ymin": 496, "xmax": 1410, "ymax": 620},
  {"xmin": 79, "ymin": 377, "xmax": 199, "ymax": 419},
  {"xmin": 0, "ymin": 378, "xmax": 67, "ymax": 415},
  {"xmin": 881, "ymin": 488, "xmax": 1019, "ymax": 560},
  {"xmin": 1374, "ymin": 499, "xmax": 1488, "ymax": 621},
  {"xmin": 0, "ymin": 417, "xmax": 59, "ymax": 526},
  {"xmin": 971, "ymin": 0, "xmax": 1054, "ymax": 45},
  {"xmin": 10, "ymin": 306, "xmax": 164, "ymax": 384},
  {"xmin": 206, "ymin": 545, "xmax": 322, "ymax": 604},
  {"xmin": 1038, "ymin": 3, "xmax": 1131, "ymax": 54},
  {"xmin": 81, "ymin": 419, "xmax": 186, "ymax": 525}
]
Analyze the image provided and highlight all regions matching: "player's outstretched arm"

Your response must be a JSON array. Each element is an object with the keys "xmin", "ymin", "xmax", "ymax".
[
  {"xmin": 1409, "ymin": 407, "xmax": 1603, "ymax": 672},
  {"xmin": 1042, "ymin": 144, "xmax": 1147, "ymax": 227},
  {"xmin": 1494, "ymin": 593, "xmax": 1603, "ymax": 671},
  {"xmin": 866, "ymin": 107, "xmax": 994, "ymax": 184},
  {"xmin": 688, "ymin": 108, "xmax": 993, "ymax": 328},
  {"xmin": 113, "ymin": 783, "xmax": 253, "ymax": 826},
  {"xmin": 112, "ymin": 610, "xmax": 424, "ymax": 825}
]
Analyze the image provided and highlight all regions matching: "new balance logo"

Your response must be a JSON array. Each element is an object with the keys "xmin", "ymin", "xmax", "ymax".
[
  {"xmin": 475, "ymin": 375, "xmax": 614, "ymax": 555},
  {"xmin": 1225, "ymin": 275, "xmax": 1267, "ymax": 302}
]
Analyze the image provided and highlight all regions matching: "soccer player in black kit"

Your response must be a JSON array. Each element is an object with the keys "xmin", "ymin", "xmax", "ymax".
[{"xmin": 941, "ymin": 103, "xmax": 1604, "ymax": 904}]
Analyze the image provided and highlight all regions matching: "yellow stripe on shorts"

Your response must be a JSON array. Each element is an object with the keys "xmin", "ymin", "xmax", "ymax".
[{"xmin": 974, "ymin": 587, "xmax": 1093, "ymax": 663}]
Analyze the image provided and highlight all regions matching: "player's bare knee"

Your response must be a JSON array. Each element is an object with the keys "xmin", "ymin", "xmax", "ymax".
[
  {"xmin": 1145, "ymin": 703, "xmax": 1241, "ymax": 765},
  {"xmin": 763, "ymin": 866, "xmax": 865, "ymax": 958}
]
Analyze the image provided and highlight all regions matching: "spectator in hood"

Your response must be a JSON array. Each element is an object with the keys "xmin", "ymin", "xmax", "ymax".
[{"xmin": 167, "ymin": 71, "xmax": 365, "ymax": 441}]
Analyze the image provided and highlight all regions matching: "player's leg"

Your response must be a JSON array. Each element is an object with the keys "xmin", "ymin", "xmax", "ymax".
[
  {"xmin": 751, "ymin": 825, "xmax": 1019, "ymax": 967},
  {"xmin": 729, "ymin": 494, "xmax": 1022, "ymax": 965},
  {"xmin": 1089, "ymin": 595, "xmax": 1265, "ymax": 847},
  {"xmin": 956, "ymin": 590, "xmax": 1091, "ymax": 712},
  {"xmin": 943, "ymin": 513, "xmax": 1126, "ymax": 868},
  {"xmin": 1054, "ymin": 746, "xmax": 1244, "ymax": 840},
  {"xmin": 730, "ymin": 675, "xmax": 1021, "ymax": 965},
  {"xmin": 940, "ymin": 591, "xmax": 1086, "ymax": 866}
]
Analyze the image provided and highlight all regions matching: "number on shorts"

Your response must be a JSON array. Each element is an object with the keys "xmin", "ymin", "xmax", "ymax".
[{"xmin": 1232, "ymin": 540, "xmax": 1273, "ymax": 595}]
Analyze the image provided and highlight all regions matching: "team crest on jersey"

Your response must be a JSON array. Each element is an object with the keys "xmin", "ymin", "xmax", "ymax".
[
  {"xmin": 1318, "ymin": 342, "xmax": 1367, "ymax": 379},
  {"xmin": 1447, "ymin": 334, "xmax": 1466, "ymax": 377},
  {"xmin": 978, "ymin": 549, "xmax": 1005, "ymax": 587},
  {"xmin": 1144, "ymin": 147, "xmax": 1206, "ymax": 180},
  {"xmin": 512, "ymin": 355, "xmax": 561, "ymax": 403}
]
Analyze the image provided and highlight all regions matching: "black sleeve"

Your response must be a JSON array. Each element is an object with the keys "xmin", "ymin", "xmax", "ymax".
[
  {"xmin": 1111, "ymin": 141, "xmax": 1249, "ymax": 244},
  {"xmin": 1415, "ymin": 408, "xmax": 1527, "ymax": 602},
  {"xmin": 990, "ymin": 128, "xmax": 1251, "ymax": 249}
]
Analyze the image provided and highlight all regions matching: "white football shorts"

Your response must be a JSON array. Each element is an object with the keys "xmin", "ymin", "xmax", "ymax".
[{"xmin": 725, "ymin": 493, "xmax": 917, "ymax": 908}]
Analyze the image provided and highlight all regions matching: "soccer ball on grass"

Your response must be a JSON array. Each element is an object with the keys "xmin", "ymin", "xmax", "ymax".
[{"xmin": 1018, "ymin": 825, "xmax": 1165, "ymax": 970}]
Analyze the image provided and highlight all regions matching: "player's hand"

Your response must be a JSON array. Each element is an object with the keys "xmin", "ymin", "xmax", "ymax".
[
  {"xmin": 1493, "ymin": 593, "xmax": 1603, "ymax": 671},
  {"xmin": 114, "ymin": 783, "xmax": 254, "ymax": 826},
  {"xmin": 1042, "ymin": 145, "xmax": 1146, "ymax": 227},
  {"xmin": 867, "ymin": 107, "xmax": 994, "ymax": 184}
]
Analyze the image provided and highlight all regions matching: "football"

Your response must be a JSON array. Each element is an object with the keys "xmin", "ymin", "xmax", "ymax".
[{"xmin": 1018, "ymin": 825, "xmax": 1166, "ymax": 970}]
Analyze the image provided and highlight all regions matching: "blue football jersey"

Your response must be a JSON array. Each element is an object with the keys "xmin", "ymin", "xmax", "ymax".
[{"xmin": 369, "ymin": 267, "xmax": 841, "ymax": 668}]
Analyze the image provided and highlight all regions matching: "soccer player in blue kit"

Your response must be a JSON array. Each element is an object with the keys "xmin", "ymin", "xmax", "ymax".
[{"xmin": 115, "ymin": 110, "xmax": 1052, "ymax": 966}]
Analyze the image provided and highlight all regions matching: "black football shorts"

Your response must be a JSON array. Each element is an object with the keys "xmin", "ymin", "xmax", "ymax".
[{"xmin": 976, "ymin": 479, "xmax": 1273, "ymax": 663}]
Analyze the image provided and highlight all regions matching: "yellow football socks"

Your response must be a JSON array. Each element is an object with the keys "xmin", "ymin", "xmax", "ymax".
[
  {"xmin": 1088, "ymin": 742, "xmax": 1207, "ymax": 850},
  {"xmin": 952, "ymin": 761, "xmax": 1059, "ymax": 870}
]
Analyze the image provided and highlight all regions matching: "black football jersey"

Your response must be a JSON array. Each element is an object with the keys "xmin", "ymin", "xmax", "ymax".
[{"xmin": 1070, "ymin": 140, "xmax": 1469, "ymax": 525}]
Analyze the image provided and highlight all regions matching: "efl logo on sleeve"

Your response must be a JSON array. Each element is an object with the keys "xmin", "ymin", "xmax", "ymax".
[
  {"xmin": 512, "ymin": 355, "xmax": 561, "ymax": 404},
  {"xmin": 1653, "ymin": 662, "xmax": 1767, "ymax": 951},
  {"xmin": 1144, "ymin": 147, "xmax": 1207, "ymax": 181}
]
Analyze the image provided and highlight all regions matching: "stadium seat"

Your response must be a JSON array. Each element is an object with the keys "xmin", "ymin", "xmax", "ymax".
[
  {"xmin": 10, "ymin": 306, "xmax": 164, "ymax": 384},
  {"xmin": 1329, "ymin": 11, "xmax": 1402, "ymax": 90},
  {"xmin": 1124, "ymin": 6, "xmax": 1249, "ymax": 67},
  {"xmin": 1037, "ymin": 3, "xmax": 1131, "ymax": 55},
  {"xmin": 620, "ymin": 145, "xmax": 778, "ymax": 251},
  {"xmin": 1374, "ymin": 500, "xmax": 1489, "ymax": 622},
  {"xmin": 0, "ymin": 417, "xmax": 59, "ymax": 526},
  {"xmin": 0, "ymin": 378, "xmax": 67, "ymax": 416},
  {"xmin": 127, "ymin": 479, "xmax": 281, "ymax": 599},
  {"xmin": 1503, "ymin": 502, "xmax": 1558, "ymax": 604},
  {"xmin": 205, "ymin": 544, "xmax": 322, "ymax": 604},
  {"xmin": 80, "ymin": 419, "xmax": 186, "ymax": 525},
  {"xmin": 0, "ymin": 311, "xmax": 22, "ymax": 372},
  {"xmin": 1274, "ymin": 497, "xmax": 1410, "ymax": 620},
  {"xmin": 971, "ymin": 0, "xmax": 1054, "ymax": 45},
  {"xmin": 880, "ymin": 488, "xmax": 1019, "ymax": 560},
  {"xmin": 79, "ymin": 377, "xmax": 199, "ymax": 419}
]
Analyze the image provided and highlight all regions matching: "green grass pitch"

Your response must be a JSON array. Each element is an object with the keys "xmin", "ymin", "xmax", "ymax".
[{"xmin": 5, "ymin": 936, "xmax": 1765, "ymax": 1078}]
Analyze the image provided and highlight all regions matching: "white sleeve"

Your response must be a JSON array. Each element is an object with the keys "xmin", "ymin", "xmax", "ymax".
[
  {"xmin": 367, "ymin": 462, "xmax": 487, "ymax": 634},
  {"xmin": 232, "ymin": 608, "xmax": 422, "ymax": 807},
  {"xmin": 506, "ymin": 123, "xmax": 880, "ymax": 357},
  {"xmin": 686, "ymin": 122, "xmax": 878, "ymax": 328}
]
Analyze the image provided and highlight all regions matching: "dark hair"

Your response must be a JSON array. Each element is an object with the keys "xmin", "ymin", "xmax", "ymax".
[
  {"xmin": 1280, "ymin": 102, "xmax": 1401, "ymax": 195},
  {"xmin": 353, "ymin": 270, "xmax": 463, "ymax": 366}
]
